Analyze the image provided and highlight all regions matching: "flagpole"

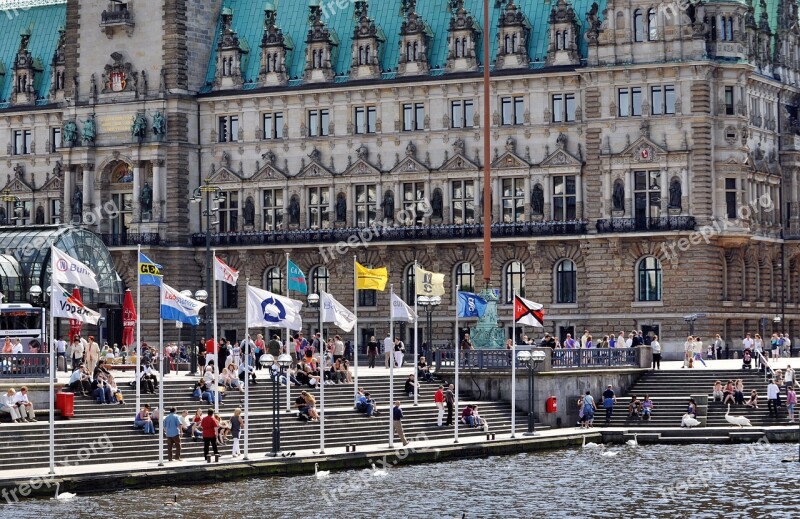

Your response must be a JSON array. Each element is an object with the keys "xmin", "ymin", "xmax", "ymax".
[
  {"xmin": 389, "ymin": 284, "xmax": 395, "ymax": 448},
  {"xmin": 48, "ymin": 248, "xmax": 56, "ymax": 474},
  {"xmin": 511, "ymin": 291, "xmax": 517, "ymax": 439},
  {"xmin": 319, "ymin": 292, "xmax": 325, "ymax": 455},
  {"xmin": 285, "ymin": 252, "xmax": 291, "ymax": 413},
  {"xmin": 352, "ymin": 255, "xmax": 359, "ymax": 407},
  {"xmin": 243, "ymin": 306, "xmax": 250, "ymax": 461},
  {"xmin": 212, "ymin": 249, "xmax": 219, "ymax": 415},
  {"xmin": 157, "ymin": 307, "xmax": 164, "ymax": 467},
  {"xmin": 413, "ymin": 261, "xmax": 418, "ymax": 406},
  {"xmin": 136, "ymin": 244, "xmax": 141, "ymax": 417},
  {"xmin": 454, "ymin": 293, "xmax": 459, "ymax": 444}
]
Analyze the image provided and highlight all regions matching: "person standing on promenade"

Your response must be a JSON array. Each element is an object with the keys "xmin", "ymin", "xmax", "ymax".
[
  {"xmin": 164, "ymin": 407, "xmax": 182, "ymax": 462},
  {"xmin": 434, "ymin": 384, "xmax": 445, "ymax": 427},
  {"xmin": 367, "ymin": 336, "xmax": 378, "ymax": 369},
  {"xmin": 444, "ymin": 383, "xmax": 455, "ymax": 426},
  {"xmin": 383, "ymin": 333, "xmax": 393, "ymax": 369},
  {"xmin": 230, "ymin": 408, "xmax": 243, "ymax": 457},
  {"xmin": 201, "ymin": 408, "xmax": 220, "ymax": 462},
  {"xmin": 714, "ymin": 334, "xmax": 724, "ymax": 360},
  {"xmin": 392, "ymin": 401, "xmax": 409, "ymax": 446},
  {"xmin": 582, "ymin": 390, "xmax": 596, "ymax": 428},
  {"xmin": 682, "ymin": 336, "xmax": 693, "ymax": 368},
  {"xmin": 767, "ymin": 379, "xmax": 780, "ymax": 418},
  {"xmin": 85, "ymin": 336, "xmax": 100, "ymax": 375},
  {"xmin": 602, "ymin": 385, "xmax": 616, "ymax": 425},
  {"xmin": 650, "ymin": 335, "xmax": 662, "ymax": 369}
]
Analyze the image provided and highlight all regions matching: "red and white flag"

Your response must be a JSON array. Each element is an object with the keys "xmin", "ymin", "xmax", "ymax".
[
  {"xmin": 214, "ymin": 256, "xmax": 239, "ymax": 286},
  {"xmin": 514, "ymin": 295, "xmax": 544, "ymax": 328}
]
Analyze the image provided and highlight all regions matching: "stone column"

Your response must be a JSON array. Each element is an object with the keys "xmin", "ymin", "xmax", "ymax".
[
  {"xmin": 492, "ymin": 176, "xmax": 501, "ymax": 223},
  {"xmin": 543, "ymin": 175, "xmax": 552, "ymax": 220},
  {"xmin": 681, "ymin": 167, "xmax": 689, "ymax": 215},
  {"xmin": 423, "ymin": 179, "xmax": 431, "ymax": 225},
  {"xmin": 64, "ymin": 167, "xmax": 73, "ymax": 223},
  {"xmin": 375, "ymin": 182, "xmax": 384, "ymax": 222},
  {"xmin": 153, "ymin": 159, "xmax": 164, "ymax": 222},
  {"xmin": 626, "ymin": 169, "xmax": 634, "ymax": 217},
  {"xmin": 132, "ymin": 161, "xmax": 142, "ymax": 223},
  {"xmin": 523, "ymin": 176, "xmax": 531, "ymax": 221},
  {"xmin": 82, "ymin": 163, "xmax": 94, "ymax": 226},
  {"xmin": 574, "ymin": 173, "xmax": 583, "ymax": 219}
]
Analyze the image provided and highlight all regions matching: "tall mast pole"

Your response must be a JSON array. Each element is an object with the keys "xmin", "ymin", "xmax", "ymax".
[{"xmin": 482, "ymin": 0, "xmax": 492, "ymax": 287}]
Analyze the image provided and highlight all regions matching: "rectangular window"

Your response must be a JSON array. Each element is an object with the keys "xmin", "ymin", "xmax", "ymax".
[
  {"xmin": 651, "ymin": 86, "xmax": 663, "ymax": 116},
  {"xmin": 402, "ymin": 103, "xmax": 425, "ymax": 131},
  {"xmin": 451, "ymin": 179, "xmax": 475, "ymax": 225},
  {"xmin": 501, "ymin": 178, "xmax": 525, "ymax": 223},
  {"xmin": 218, "ymin": 116, "xmax": 238, "ymax": 143},
  {"xmin": 354, "ymin": 106, "xmax": 377, "ymax": 134},
  {"xmin": 263, "ymin": 112, "xmax": 284, "ymax": 139},
  {"xmin": 354, "ymin": 184, "xmax": 377, "ymax": 227},
  {"xmin": 501, "ymin": 96, "xmax": 524, "ymax": 125},
  {"xmin": 552, "ymin": 94, "xmax": 564, "ymax": 123},
  {"xmin": 725, "ymin": 178, "xmax": 737, "ymax": 219},
  {"xmin": 51, "ymin": 127, "xmax": 62, "ymax": 152},
  {"xmin": 308, "ymin": 109, "xmax": 330, "ymax": 137},
  {"xmin": 262, "ymin": 188, "xmax": 284, "ymax": 230},
  {"xmin": 402, "ymin": 182, "xmax": 426, "ymax": 225},
  {"xmin": 633, "ymin": 170, "xmax": 662, "ymax": 227},
  {"xmin": 565, "ymin": 93, "xmax": 576, "ymax": 122},
  {"xmin": 664, "ymin": 85, "xmax": 676, "ymax": 115},
  {"xmin": 50, "ymin": 199, "xmax": 61, "ymax": 225},
  {"xmin": 724, "ymin": 86, "xmax": 734, "ymax": 116},
  {"xmin": 219, "ymin": 191, "xmax": 238, "ymax": 232},
  {"xmin": 358, "ymin": 264, "xmax": 377, "ymax": 307},
  {"xmin": 13, "ymin": 130, "xmax": 31, "ymax": 155},
  {"xmin": 308, "ymin": 186, "xmax": 330, "ymax": 227},
  {"xmin": 220, "ymin": 282, "xmax": 238, "ymax": 309},
  {"xmin": 450, "ymin": 100, "xmax": 474, "ymax": 129},
  {"xmin": 110, "ymin": 193, "xmax": 133, "ymax": 235},
  {"xmin": 618, "ymin": 89, "xmax": 630, "ymax": 117},
  {"xmin": 551, "ymin": 94, "xmax": 577, "ymax": 122},
  {"xmin": 631, "ymin": 87, "xmax": 642, "ymax": 116},
  {"xmin": 552, "ymin": 175, "xmax": 577, "ymax": 221}
]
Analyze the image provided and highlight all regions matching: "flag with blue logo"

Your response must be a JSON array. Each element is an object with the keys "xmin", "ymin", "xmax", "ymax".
[
  {"xmin": 246, "ymin": 285, "xmax": 303, "ymax": 331},
  {"xmin": 457, "ymin": 291, "xmax": 488, "ymax": 319},
  {"xmin": 287, "ymin": 259, "xmax": 307, "ymax": 295},
  {"xmin": 138, "ymin": 252, "xmax": 163, "ymax": 287},
  {"xmin": 160, "ymin": 283, "xmax": 206, "ymax": 325}
]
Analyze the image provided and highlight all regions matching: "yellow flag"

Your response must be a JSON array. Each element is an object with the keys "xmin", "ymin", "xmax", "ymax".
[
  {"xmin": 415, "ymin": 266, "xmax": 445, "ymax": 297},
  {"xmin": 356, "ymin": 262, "xmax": 388, "ymax": 291}
]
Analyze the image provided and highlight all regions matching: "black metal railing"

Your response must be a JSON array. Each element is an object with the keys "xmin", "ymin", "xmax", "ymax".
[
  {"xmin": 550, "ymin": 348, "xmax": 638, "ymax": 369},
  {"xmin": 191, "ymin": 221, "xmax": 588, "ymax": 247},
  {"xmin": 101, "ymin": 9, "xmax": 133, "ymax": 24},
  {"xmin": 596, "ymin": 216, "xmax": 696, "ymax": 233},
  {"xmin": 100, "ymin": 233, "xmax": 162, "ymax": 247},
  {"xmin": 0, "ymin": 353, "xmax": 50, "ymax": 378}
]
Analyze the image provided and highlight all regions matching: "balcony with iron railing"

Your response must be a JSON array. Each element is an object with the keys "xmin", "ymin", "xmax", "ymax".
[
  {"xmin": 190, "ymin": 221, "xmax": 588, "ymax": 247},
  {"xmin": 595, "ymin": 216, "xmax": 696, "ymax": 233},
  {"xmin": 100, "ymin": 232, "xmax": 162, "ymax": 247}
]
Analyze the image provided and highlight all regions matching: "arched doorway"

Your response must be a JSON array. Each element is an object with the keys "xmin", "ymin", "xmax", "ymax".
[{"xmin": 98, "ymin": 159, "xmax": 134, "ymax": 237}]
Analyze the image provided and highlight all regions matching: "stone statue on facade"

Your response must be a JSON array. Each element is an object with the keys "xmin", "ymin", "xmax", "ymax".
[
  {"xmin": 132, "ymin": 113, "xmax": 147, "ymax": 138},
  {"xmin": 613, "ymin": 180, "xmax": 625, "ymax": 211},
  {"xmin": 381, "ymin": 190, "xmax": 395, "ymax": 221},
  {"xmin": 431, "ymin": 188, "xmax": 443, "ymax": 219},
  {"xmin": 35, "ymin": 206, "xmax": 44, "ymax": 225},
  {"xmin": 531, "ymin": 184, "xmax": 544, "ymax": 216},
  {"xmin": 335, "ymin": 193, "xmax": 347, "ymax": 222},
  {"xmin": 288, "ymin": 195, "xmax": 300, "ymax": 225},
  {"xmin": 669, "ymin": 179, "xmax": 682, "ymax": 209},
  {"xmin": 152, "ymin": 111, "xmax": 166, "ymax": 138},
  {"xmin": 72, "ymin": 186, "xmax": 83, "ymax": 217},
  {"xmin": 81, "ymin": 117, "xmax": 96, "ymax": 144},
  {"xmin": 63, "ymin": 120, "xmax": 78, "ymax": 146},
  {"xmin": 139, "ymin": 182, "xmax": 153, "ymax": 218},
  {"xmin": 244, "ymin": 197, "xmax": 255, "ymax": 226}
]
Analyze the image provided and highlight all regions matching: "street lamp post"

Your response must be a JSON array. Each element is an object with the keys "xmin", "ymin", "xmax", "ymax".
[
  {"xmin": 417, "ymin": 296, "xmax": 441, "ymax": 361},
  {"xmin": 189, "ymin": 289, "xmax": 208, "ymax": 376},
  {"xmin": 1, "ymin": 188, "xmax": 22, "ymax": 225},
  {"xmin": 517, "ymin": 350, "xmax": 546, "ymax": 436},
  {"xmin": 262, "ymin": 352, "xmax": 292, "ymax": 456},
  {"xmin": 307, "ymin": 293, "xmax": 325, "ymax": 454},
  {"xmin": 190, "ymin": 179, "xmax": 225, "ymax": 350}
]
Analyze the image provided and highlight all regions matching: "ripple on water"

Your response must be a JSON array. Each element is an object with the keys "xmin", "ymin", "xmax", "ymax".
[{"xmin": 1, "ymin": 443, "xmax": 798, "ymax": 518}]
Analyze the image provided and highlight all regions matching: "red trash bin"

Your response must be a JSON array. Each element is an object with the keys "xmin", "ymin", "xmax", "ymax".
[{"xmin": 55, "ymin": 392, "xmax": 74, "ymax": 418}]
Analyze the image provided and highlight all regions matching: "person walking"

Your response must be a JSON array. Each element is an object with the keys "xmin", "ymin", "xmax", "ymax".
[
  {"xmin": 164, "ymin": 407, "xmax": 183, "ymax": 462},
  {"xmin": 85, "ymin": 336, "xmax": 100, "ymax": 375},
  {"xmin": 230, "ymin": 407, "xmax": 243, "ymax": 457},
  {"xmin": 602, "ymin": 385, "xmax": 616, "ymax": 425},
  {"xmin": 582, "ymin": 390, "xmax": 597, "ymax": 428},
  {"xmin": 785, "ymin": 366, "xmax": 795, "ymax": 394},
  {"xmin": 434, "ymin": 384, "xmax": 445, "ymax": 427},
  {"xmin": 367, "ymin": 336, "xmax": 378, "ymax": 369},
  {"xmin": 69, "ymin": 338, "xmax": 84, "ymax": 372},
  {"xmin": 383, "ymin": 333, "xmax": 393, "ymax": 369},
  {"xmin": 787, "ymin": 386, "xmax": 797, "ymax": 423},
  {"xmin": 392, "ymin": 401, "xmax": 409, "ymax": 446},
  {"xmin": 444, "ymin": 383, "xmax": 455, "ymax": 426},
  {"xmin": 651, "ymin": 335, "xmax": 662, "ymax": 370},
  {"xmin": 393, "ymin": 337, "xmax": 405, "ymax": 368},
  {"xmin": 55, "ymin": 336, "xmax": 68, "ymax": 373},
  {"xmin": 693, "ymin": 337, "xmax": 707, "ymax": 367},
  {"xmin": 201, "ymin": 408, "xmax": 220, "ymax": 462},
  {"xmin": 767, "ymin": 379, "xmax": 780, "ymax": 418}
]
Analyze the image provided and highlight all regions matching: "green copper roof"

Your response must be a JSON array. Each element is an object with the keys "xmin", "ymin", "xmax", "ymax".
[
  {"xmin": 203, "ymin": 0, "xmax": 608, "ymax": 89},
  {"xmin": 0, "ymin": 2, "xmax": 65, "ymax": 103}
]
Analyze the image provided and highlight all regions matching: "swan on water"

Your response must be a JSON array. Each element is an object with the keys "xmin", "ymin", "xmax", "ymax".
[
  {"xmin": 371, "ymin": 463, "xmax": 388, "ymax": 477},
  {"xmin": 582, "ymin": 435, "xmax": 599, "ymax": 449},
  {"xmin": 54, "ymin": 482, "xmax": 76, "ymax": 500},
  {"xmin": 315, "ymin": 463, "xmax": 330, "ymax": 479},
  {"xmin": 626, "ymin": 433, "xmax": 638, "ymax": 447},
  {"xmin": 601, "ymin": 450, "xmax": 619, "ymax": 457}
]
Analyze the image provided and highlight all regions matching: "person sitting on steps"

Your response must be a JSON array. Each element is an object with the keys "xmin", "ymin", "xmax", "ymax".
[
  {"xmin": 627, "ymin": 395, "xmax": 643, "ymax": 419},
  {"xmin": 745, "ymin": 389, "xmax": 759, "ymax": 409}
]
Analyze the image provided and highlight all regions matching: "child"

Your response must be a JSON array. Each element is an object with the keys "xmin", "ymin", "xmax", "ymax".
[
  {"xmin": 787, "ymin": 387, "xmax": 797, "ymax": 423},
  {"xmin": 577, "ymin": 395, "xmax": 585, "ymax": 427}
]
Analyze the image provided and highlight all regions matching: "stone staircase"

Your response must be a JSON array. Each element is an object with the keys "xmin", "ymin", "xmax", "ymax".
[{"xmin": 0, "ymin": 376, "xmax": 537, "ymax": 469}]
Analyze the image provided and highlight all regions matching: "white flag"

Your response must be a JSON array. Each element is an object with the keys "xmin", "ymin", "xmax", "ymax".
[
  {"xmin": 51, "ymin": 247, "xmax": 99, "ymax": 291},
  {"xmin": 320, "ymin": 290, "xmax": 357, "ymax": 333},
  {"xmin": 246, "ymin": 285, "xmax": 303, "ymax": 331},
  {"xmin": 52, "ymin": 282, "xmax": 100, "ymax": 324},
  {"xmin": 391, "ymin": 292, "xmax": 417, "ymax": 323},
  {"xmin": 214, "ymin": 255, "xmax": 239, "ymax": 286}
]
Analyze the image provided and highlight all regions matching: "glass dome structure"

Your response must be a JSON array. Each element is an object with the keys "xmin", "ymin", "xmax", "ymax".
[{"xmin": 0, "ymin": 225, "xmax": 124, "ymax": 307}]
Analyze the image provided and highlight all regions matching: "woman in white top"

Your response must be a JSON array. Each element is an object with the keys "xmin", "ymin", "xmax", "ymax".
[
  {"xmin": 1, "ymin": 388, "xmax": 21, "ymax": 422},
  {"xmin": 650, "ymin": 336, "xmax": 662, "ymax": 370}
]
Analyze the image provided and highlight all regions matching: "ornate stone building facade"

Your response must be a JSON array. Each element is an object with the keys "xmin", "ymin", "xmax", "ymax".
[{"xmin": 1, "ymin": 0, "xmax": 800, "ymax": 356}]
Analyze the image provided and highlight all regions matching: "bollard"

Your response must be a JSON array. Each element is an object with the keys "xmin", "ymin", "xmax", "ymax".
[
  {"xmin": 486, "ymin": 433, "xmax": 495, "ymax": 440},
  {"xmin": 206, "ymin": 456, "xmax": 211, "ymax": 464}
]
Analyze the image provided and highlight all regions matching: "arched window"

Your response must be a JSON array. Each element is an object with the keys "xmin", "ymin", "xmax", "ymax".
[
  {"xmin": 263, "ymin": 267, "xmax": 284, "ymax": 295},
  {"xmin": 504, "ymin": 34, "xmax": 511, "ymax": 54},
  {"xmin": 406, "ymin": 42, "xmax": 412, "ymax": 61},
  {"xmin": 404, "ymin": 264, "xmax": 416, "ymax": 304},
  {"xmin": 413, "ymin": 41, "xmax": 419, "ymax": 60},
  {"xmin": 504, "ymin": 261, "xmax": 526, "ymax": 303},
  {"xmin": 647, "ymin": 8, "xmax": 657, "ymax": 40},
  {"xmin": 511, "ymin": 33, "xmax": 517, "ymax": 53},
  {"xmin": 555, "ymin": 260, "xmax": 577, "ymax": 304},
  {"xmin": 561, "ymin": 31, "xmax": 568, "ymax": 50},
  {"xmin": 719, "ymin": 17, "xmax": 727, "ymax": 41},
  {"xmin": 311, "ymin": 266, "xmax": 329, "ymax": 294},
  {"xmin": 727, "ymin": 17, "xmax": 734, "ymax": 41},
  {"xmin": 454, "ymin": 262, "xmax": 475, "ymax": 300},
  {"xmin": 556, "ymin": 31, "xmax": 562, "ymax": 50},
  {"xmin": 637, "ymin": 256, "xmax": 662, "ymax": 302},
  {"xmin": 460, "ymin": 38, "xmax": 466, "ymax": 58},
  {"xmin": 634, "ymin": 9, "xmax": 644, "ymax": 42}
]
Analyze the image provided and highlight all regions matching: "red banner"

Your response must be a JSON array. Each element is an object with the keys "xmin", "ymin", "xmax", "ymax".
[
  {"xmin": 69, "ymin": 288, "xmax": 83, "ymax": 343},
  {"xmin": 122, "ymin": 289, "xmax": 136, "ymax": 347}
]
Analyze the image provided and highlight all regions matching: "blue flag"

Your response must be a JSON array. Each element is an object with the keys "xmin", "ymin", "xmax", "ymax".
[
  {"xmin": 457, "ymin": 291, "xmax": 488, "ymax": 318},
  {"xmin": 287, "ymin": 259, "xmax": 307, "ymax": 295},
  {"xmin": 138, "ymin": 252, "xmax": 163, "ymax": 287}
]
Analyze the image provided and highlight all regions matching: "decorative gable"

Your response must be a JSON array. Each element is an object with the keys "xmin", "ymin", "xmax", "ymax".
[
  {"xmin": 208, "ymin": 165, "xmax": 243, "ymax": 185},
  {"xmin": 304, "ymin": 2, "xmax": 339, "ymax": 83},
  {"xmin": 439, "ymin": 139, "xmax": 478, "ymax": 172},
  {"xmin": 398, "ymin": 0, "xmax": 432, "ymax": 76},
  {"xmin": 390, "ymin": 142, "xmax": 430, "ymax": 174},
  {"xmin": 491, "ymin": 137, "xmax": 529, "ymax": 169},
  {"xmin": 445, "ymin": 0, "xmax": 480, "ymax": 73},
  {"xmin": 11, "ymin": 28, "xmax": 43, "ymax": 107},
  {"xmin": 251, "ymin": 150, "xmax": 289, "ymax": 181},
  {"xmin": 259, "ymin": 3, "xmax": 293, "ymax": 87},
  {"xmin": 349, "ymin": 0, "xmax": 384, "ymax": 80},
  {"xmin": 214, "ymin": 8, "xmax": 249, "ymax": 90},
  {"xmin": 495, "ymin": 0, "xmax": 530, "ymax": 70},
  {"xmin": 546, "ymin": 0, "xmax": 580, "ymax": 67},
  {"xmin": 49, "ymin": 26, "xmax": 66, "ymax": 103},
  {"xmin": 540, "ymin": 149, "xmax": 581, "ymax": 167},
  {"xmin": 296, "ymin": 147, "xmax": 334, "ymax": 178},
  {"xmin": 620, "ymin": 136, "xmax": 668, "ymax": 164}
]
